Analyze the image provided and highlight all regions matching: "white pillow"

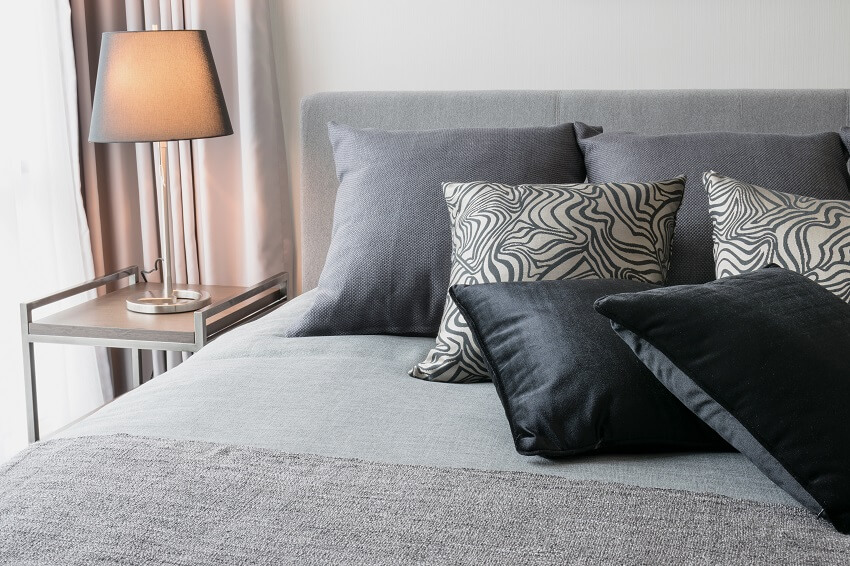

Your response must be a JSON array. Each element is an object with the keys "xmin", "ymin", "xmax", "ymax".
[
  {"xmin": 411, "ymin": 177, "xmax": 686, "ymax": 383},
  {"xmin": 705, "ymin": 171, "xmax": 850, "ymax": 302}
]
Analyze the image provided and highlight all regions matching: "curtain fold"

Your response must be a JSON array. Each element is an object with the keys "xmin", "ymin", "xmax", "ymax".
[
  {"xmin": 0, "ymin": 0, "xmax": 110, "ymax": 461},
  {"xmin": 71, "ymin": 0, "xmax": 294, "ymax": 390}
]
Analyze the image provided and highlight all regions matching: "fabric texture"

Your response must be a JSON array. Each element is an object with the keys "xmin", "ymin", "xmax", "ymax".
[
  {"xmin": 412, "ymin": 178, "xmax": 685, "ymax": 383},
  {"xmin": 56, "ymin": 290, "xmax": 797, "ymax": 507},
  {"xmin": 288, "ymin": 122, "xmax": 587, "ymax": 338},
  {"xmin": 705, "ymin": 171, "xmax": 850, "ymax": 301},
  {"xmin": 595, "ymin": 267, "xmax": 850, "ymax": 534},
  {"xmin": 71, "ymin": 0, "xmax": 293, "ymax": 389},
  {"xmin": 575, "ymin": 122, "xmax": 850, "ymax": 286},
  {"xmin": 0, "ymin": 1, "xmax": 109, "ymax": 460},
  {"xmin": 449, "ymin": 280, "xmax": 726, "ymax": 456},
  {"xmin": 2, "ymin": 435, "xmax": 848, "ymax": 566},
  {"xmin": 299, "ymin": 90, "xmax": 850, "ymax": 293}
]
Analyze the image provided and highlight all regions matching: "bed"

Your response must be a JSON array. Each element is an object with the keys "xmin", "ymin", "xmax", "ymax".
[{"xmin": 2, "ymin": 90, "xmax": 849, "ymax": 564}]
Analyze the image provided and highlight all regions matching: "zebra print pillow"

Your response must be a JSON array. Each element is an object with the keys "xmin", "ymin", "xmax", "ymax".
[
  {"xmin": 410, "ymin": 178, "xmax": 686, "ymax": 383},
  {"xmin": 705, "ymin": 171, "xmax": 850, "ymax": 302}
]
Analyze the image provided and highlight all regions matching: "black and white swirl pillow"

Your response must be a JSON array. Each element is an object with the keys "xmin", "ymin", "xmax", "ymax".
[
  {"xmin": 705, "ymin": 171, "xmax": 850, "ymax": 302},
  {"xmin": 410, "ymin": 178, "xmax": 686, "ymax": 383}
]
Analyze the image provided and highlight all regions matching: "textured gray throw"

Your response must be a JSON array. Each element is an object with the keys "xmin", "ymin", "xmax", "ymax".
[{"xmin": 0, "ymin": 435, "xmax": 847, "ymax": 565}]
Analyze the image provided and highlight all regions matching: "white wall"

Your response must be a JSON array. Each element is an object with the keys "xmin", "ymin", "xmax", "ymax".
[{"xmin": 270, "ymin": 0, "xmax": 850, "ymax": 283}]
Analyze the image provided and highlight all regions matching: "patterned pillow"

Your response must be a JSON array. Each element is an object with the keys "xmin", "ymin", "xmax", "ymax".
[
  {"xmin": 410, "ymin": 178, "xmax": 686, "ymax": 383},
  {"xmin": 575, "ymin": 124, "xmax": 850, "ymax": 286},
  {"xmin": 705, "ymin": 171, "xmax": 850, "ymax": 302}
]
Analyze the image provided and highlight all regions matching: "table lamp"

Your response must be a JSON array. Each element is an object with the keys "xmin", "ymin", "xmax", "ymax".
[{"xmin": 89, "ymin": 29, "xmax": 232, "ymax": 314}]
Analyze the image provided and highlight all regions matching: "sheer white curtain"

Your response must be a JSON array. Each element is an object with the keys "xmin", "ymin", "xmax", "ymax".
[{"xmin": 0, "ymin": 1, "xmax": 110, "ymax": 461}]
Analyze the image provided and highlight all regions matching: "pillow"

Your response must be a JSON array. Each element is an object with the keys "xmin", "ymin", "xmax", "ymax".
[
  {"xmin": 287, "ymin": 122, "xmax": 588, "ymax": 337},
  {"xmin": 575, "ymin": 123, "xmax": 850, "ymax": 285},
  {"xmin": 411, "ymin": 177, "xmax": 685, "ymax": 383},
  {"xmin": 594, "ymin": 267, "xmax": 850, "ymax": 534},
  {"xmin": 705, "ymin": 171, "xmax": 850, "ymax": 301},
  {"xmin": 449, "ymin": 279, "xmax": 727, "ymax": 456}
]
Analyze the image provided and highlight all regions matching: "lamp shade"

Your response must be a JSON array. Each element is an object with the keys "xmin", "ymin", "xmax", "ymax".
[{"xmin": 89, "ymin": 30, "xmax": 232, "ymax": 143}]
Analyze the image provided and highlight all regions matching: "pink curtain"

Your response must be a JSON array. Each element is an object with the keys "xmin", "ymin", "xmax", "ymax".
[{"xmin": 71, "ymin": 0, "xmax": 294, "ymax": 391}]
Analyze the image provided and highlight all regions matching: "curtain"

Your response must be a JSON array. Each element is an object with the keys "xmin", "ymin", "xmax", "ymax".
[
  {"xmin": 0, "ymin": 1, "xmax": 110, "ymax": 461},
  {"xmin": 71, "ymin": 0, "xmax": 294, "ymax": 391}
]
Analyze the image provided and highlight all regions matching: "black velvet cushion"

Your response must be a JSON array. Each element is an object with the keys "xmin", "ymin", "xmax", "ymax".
[
  {"xmin": 449, "ymin": 279, "xmax": 726, "ymax": 457},
  {"xmin": 595, "ymin": 267, "xmax": 850, "ymax": 534}
]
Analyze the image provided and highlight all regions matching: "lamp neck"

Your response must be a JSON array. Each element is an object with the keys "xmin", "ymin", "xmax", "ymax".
[{"xmin": 157, "ymin": 141, "xmax": 174, "ymax": 298}]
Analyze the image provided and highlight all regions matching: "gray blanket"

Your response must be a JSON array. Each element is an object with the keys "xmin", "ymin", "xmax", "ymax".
[
  {"xmin": 58, "ymin": 291, "xmax": 797, "ymax": 508},
  {"xmin": 1, "ymin": 435, "xmax": 846, "ymax": 565}
]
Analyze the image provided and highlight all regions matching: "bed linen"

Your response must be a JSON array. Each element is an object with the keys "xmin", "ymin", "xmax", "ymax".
[
  {"xmin": 55, "ymin": 290, "xmax": 795, "ymax": 507},
  {"xmin": 3, "ymin": 434, "xmax": 848, "ymax": 566}
]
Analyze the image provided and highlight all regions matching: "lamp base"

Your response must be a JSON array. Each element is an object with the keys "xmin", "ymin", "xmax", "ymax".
[{"xmin": 126, "ymin": 289, "xmax": 211, "ymax": 314}]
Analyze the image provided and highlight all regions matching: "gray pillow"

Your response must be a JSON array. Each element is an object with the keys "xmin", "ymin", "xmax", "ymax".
[
  {"xmin": 288, "ymin": 122, "xmax": 588, "ymax": 337},
  {"xmin": 575, "ymin": 123, "xmax": 850, "ymax": 285}
]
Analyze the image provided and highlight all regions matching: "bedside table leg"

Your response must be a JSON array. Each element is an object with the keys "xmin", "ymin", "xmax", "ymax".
[
  {"xmin": 22, "ymin": 341, "xmax": 39, "ymax": 443},
  {"xmin": 131, "ymin": 349, "xmax": 143, "ymax": 388},
  {"xmin": 21, "ymin": 302, "xmax": 39, "ymax": 444}
]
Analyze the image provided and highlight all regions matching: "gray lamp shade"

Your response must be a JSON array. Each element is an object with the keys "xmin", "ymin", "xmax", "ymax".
[{"xmin": 89, "ymin": 30, "xmax": 233, "ymax": 143}]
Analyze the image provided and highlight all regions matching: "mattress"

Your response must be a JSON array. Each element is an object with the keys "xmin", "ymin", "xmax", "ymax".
[{"xmin": 59, "ymin": 290, "xmax": 795, "ymax": 507}]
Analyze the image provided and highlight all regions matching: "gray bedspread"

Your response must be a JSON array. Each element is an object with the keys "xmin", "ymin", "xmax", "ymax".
[
  {"xmin": 2, "ymin": 434, "xmax": 846, "ymax": 565},
  {"xmin": 55, "ymin": 291, "xmax": 796, "ymax": 507}
]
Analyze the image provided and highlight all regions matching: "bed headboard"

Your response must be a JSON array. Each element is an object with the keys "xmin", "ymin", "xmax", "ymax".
[{"xmin": 300, "ymin": 89, "xmax": 850, "ymax": 291}]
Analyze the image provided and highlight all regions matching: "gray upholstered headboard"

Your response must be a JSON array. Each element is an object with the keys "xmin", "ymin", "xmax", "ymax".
[{"xmin": 300, "ymin": 89, "xmax": 850, "ymax": 291}]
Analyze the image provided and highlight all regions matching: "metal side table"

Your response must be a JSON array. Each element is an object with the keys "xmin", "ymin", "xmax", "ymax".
[{"xmin": 20, "ymin": 266, "xmax": 288, "ymax": 442}]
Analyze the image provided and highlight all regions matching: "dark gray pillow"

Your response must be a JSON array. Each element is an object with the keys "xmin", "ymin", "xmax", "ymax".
[
  {"xmin": 575, "ymin": 123, "xmax": 850, "ymax": 285},
  {"xmin": 595, "ymin": 267, "xmax": 850, "ymax": 534},
  {"xmin": 450, "ymin": 279, "xmax": 727, "ymax": 456},
  {"xmin": 288, "ymin": 122, "xmax": 588, "ymax": 337}
]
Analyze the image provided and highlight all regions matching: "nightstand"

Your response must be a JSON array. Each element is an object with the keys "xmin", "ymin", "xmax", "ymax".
[{"xmin": 20, "ymin": 266, "xmax": 288, "ymax": 443}]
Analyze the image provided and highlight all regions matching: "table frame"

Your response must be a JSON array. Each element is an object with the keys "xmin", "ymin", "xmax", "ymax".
[{"xmin": 20, "ymin": 267, "xmax": 288, "ymax": 443}]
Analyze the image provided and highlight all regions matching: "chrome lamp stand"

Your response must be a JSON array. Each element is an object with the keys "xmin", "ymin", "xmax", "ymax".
[
  {"xmin": 125, "ymin": 141, "xmax": 210, "ymax": 314},
  {"xmin": 89, "ymin": 27, "xmax": 232, "ymax": 314}
]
